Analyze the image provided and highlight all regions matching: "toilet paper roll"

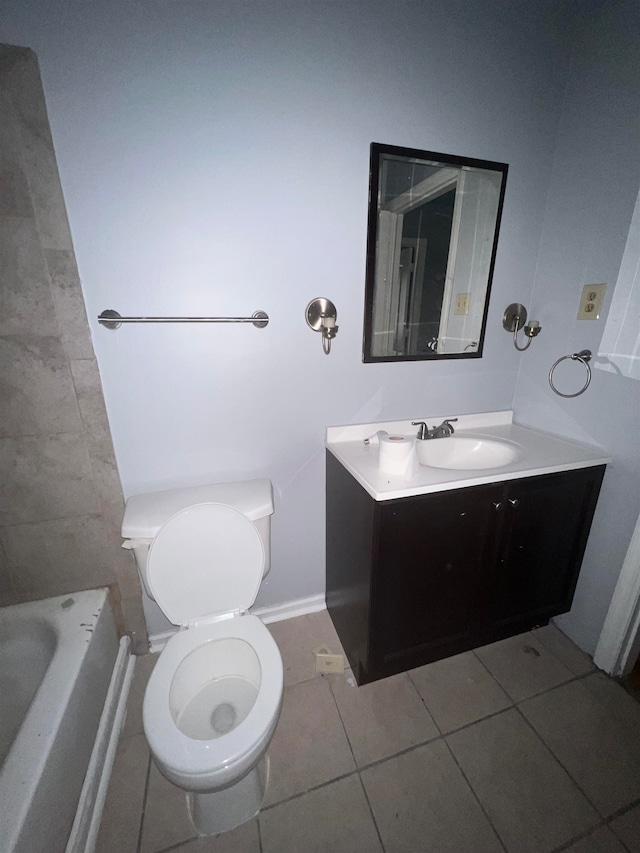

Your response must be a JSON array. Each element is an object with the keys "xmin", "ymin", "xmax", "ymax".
[{"xmin": 379, "ymin": 433, "xmax": 415, "ymax": 475}]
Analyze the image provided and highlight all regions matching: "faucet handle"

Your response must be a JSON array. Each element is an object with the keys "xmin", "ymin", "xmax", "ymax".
[
  {"xmin": 411, "ymin": 421, "xmax": 429, "ymax": 440},
  {"xmin": 442, "ymin": 418, "xmax": 458, "ymax": 434}
]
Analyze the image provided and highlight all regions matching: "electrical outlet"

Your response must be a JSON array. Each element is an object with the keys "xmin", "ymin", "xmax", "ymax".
[
  {"xmin": 315, "ymin": 653, "xmax": 345, "ymax": 674},
  {"xmin": 577, "ymin": 283, "xmax": 606, "ymax": 320},
  {"xmin": 454, "ymin": 293, "xmax": 470, "ymax": 315}
]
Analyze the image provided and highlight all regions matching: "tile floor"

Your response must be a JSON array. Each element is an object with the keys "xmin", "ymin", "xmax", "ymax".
[{"xmin": 96, "ymin": 612, "xmax": 640, "ymax": 853}]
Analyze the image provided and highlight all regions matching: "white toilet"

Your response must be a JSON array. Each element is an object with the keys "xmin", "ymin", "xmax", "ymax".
[{"xmin": 121, "ymin": 479, "xmax": 283, "ymax": 835}]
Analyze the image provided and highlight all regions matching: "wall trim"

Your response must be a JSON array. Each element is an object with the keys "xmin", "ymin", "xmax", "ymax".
[
  {"xmin": 594, "ymin": 510, "xmax": 640, "ymax": 676},
  {"xmin": 252, "ymin": 593, "xmax": 326, "ymax": 624},
  {"xmin": 148, "ymin": 593, "xmax": 327, "ymax": 653}
]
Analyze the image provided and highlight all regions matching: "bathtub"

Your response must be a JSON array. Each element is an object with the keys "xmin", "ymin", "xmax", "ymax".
[{"xmin": 0, "ymin": 589, "xmax": 128, "ymax": 853}]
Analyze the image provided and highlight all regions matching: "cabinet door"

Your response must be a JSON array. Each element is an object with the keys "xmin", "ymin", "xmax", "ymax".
[
  {"xmin": 488, "ymin": 467, "xmax": 605, "ymax": 633},
  {"xmin": 371, "ymin": 484, "xmax": 501, "ymax": 673}
]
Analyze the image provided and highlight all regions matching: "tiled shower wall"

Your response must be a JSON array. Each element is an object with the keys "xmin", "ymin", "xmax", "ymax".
[{"xmin": 0, "ymin": 45, "xmax": 148, "ymax": 653}]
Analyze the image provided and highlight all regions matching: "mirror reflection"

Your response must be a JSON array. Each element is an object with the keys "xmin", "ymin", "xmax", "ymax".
[{"xmin": 363, "ymin": 144, "xmax": 508, "ymax": 362}]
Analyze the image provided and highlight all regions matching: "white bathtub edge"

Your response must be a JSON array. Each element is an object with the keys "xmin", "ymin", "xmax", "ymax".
[{"xmin": 66, "ymin": 636, "xmax": 135, "ymax": 853}]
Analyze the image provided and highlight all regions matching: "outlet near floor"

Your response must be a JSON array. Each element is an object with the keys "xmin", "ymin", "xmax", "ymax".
[{"xmin": 315, "ymin": 653, "xmax": 345, "ymax": 674}]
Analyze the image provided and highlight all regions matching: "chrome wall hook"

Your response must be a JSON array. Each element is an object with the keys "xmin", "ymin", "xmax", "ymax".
[
  {"xmin": 306, "ymin": 298, "xmax": 338, "ymax": 355},
  {"xmin": 502, "ymin": 303, "xmax": 542, "ymax": 351}
]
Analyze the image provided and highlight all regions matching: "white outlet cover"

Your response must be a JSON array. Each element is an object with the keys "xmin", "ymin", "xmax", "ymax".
[
  {"xmin": 578, "ymin": 283, "xmax": 606, "ymax": 320},
  {"xmin": 454, "ymin": 293, "xmax": 470, "ymax": 315}
]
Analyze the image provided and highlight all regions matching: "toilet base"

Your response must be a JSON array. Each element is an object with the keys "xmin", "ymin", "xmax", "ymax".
[{"xmin": 187, "ymin": 756, "xmax": 269, "ymax": 836}]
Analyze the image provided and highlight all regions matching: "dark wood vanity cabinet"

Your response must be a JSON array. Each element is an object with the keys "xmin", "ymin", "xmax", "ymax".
[{"xmin": 326, "ymin": 451, "xmax": 605, "ymax": 685}]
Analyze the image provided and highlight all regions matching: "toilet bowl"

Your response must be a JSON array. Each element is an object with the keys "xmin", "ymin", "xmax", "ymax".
[{"xmin": 121, "ymin": 482, "xmax": 283, "ymax": 836}]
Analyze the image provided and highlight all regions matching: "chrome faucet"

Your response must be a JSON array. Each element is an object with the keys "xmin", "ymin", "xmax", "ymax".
[{"xmin": 412, "ymin": 418, "xmax": 458, "ymax": 440}]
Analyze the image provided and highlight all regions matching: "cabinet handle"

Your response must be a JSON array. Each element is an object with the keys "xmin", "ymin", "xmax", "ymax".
[
  {"xmin": 493, "ymin": 501, "xmax": 505, "ymax": 512},
  {"xmin": 509, "ymin": 498, "xmax": 520, "ymax": 509}
]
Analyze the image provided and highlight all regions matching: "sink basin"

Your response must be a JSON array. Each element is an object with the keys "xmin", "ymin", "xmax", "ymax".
[{"xmin": 416, "ymin": 436, "xmax": 520, "ymax": 470}]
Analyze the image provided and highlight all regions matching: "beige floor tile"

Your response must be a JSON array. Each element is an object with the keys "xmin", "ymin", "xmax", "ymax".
[
  {"xmin": 98, "ymin": 612, "xmax": 640, "ymax": 853},
  {"xmin": 532, "ymin": 624, "xmax": 595, "ymax": 676},
  {"xmin": 263, "ymin": 675, "xmax": 355, "ymax": 806},
  {"xmin": 260, "ymin": 774, "xmax": 382, "ymax": 853},
  {"xmin": 140, "ymin": 761, "xmax": 198, "ymax": 853},
  {"xmin": 176, "ymin": 818, "xmax": 260, "ymax": 852},
  {"xmin": 520, "ymin": 678, "xmax": 640, "ymax": 817},
  {"xmin": 475, "ymin": 632, "xmax": 574, "ymax": 701},
  {"xmin": 122, "ymin": 652, "xmax": 158, "ymax": 738},
  {"xmin": 330, "ymin": 669, "xmax": 438, "ymax": 765},
  {"xmin": 305, "ymin": 608, "xmax": 345, "ymax": 656},
  {"xmin": 610, "ymin": 803, "xmax": 640, "ymax": 852},
  {"xmin": 446, "ymin": 708, "xmax": 599, "ymax": 853},
  {"xmin": 409, "ymin": 650, "xmax": 512, "ymax": 733},
  {"xmin": 361, "ymin": 739, "xmax": 504, "ymax": 853},
  {"xmin": 267, "ymin": 609, "xmax": 345, "ymax": 687},
  {"xmin": 581, "ymin": 671, "xmax": 640, "ymax": 734},
  {"xmin": 95, "ymin": 733, "xmax": 149, "ymax": 853},
  {"xmin": 268, "ymin": 614, "xmax": 321, "ymax": 686},
  {"xmin": 563, "ymin": 826, "xmax": 627, "ymax": 853}
]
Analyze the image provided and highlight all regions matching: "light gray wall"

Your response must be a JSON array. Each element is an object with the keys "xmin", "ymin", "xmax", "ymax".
[
  {"xmin": 0, "ymin": 46, "xmax": 147, "ymax": 652},
  {"xmin": 1, "ymin": 0, "xmax": 579, "ymax": 610},
  {"xmin": 8, "ymin": 1, "xmax": 637, "ymax": 654},
  {"xmin": 512, "ymin": 0, "xmax": 640, "ymax": 653}
]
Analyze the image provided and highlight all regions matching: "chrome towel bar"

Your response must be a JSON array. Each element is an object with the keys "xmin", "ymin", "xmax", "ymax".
[{"xmin": 97, "ymin": 309, "xmax": 269, "ymax": 330}]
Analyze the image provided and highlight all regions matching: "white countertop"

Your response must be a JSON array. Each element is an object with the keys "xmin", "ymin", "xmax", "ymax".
[{"xmin": 326, "ymin": 411, "xmax": 611, "ymax": 501}]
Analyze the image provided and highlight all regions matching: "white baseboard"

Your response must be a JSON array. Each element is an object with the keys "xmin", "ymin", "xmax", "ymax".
[
  {"xmin": 149, "ymin": 629, "xmax": 179, "ymax": 654},
  {"xmin": 252, "ymin": 593, "xmax": 326, "ymax": 624},
  {"xmin": 148, "ymin": 593, "xmax": 327, "ymax": 652}
]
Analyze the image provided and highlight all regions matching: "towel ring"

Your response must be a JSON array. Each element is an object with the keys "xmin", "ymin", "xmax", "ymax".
[{"xmin": 548, "ymin": 350, "xmax": 592, "ymax": 398}]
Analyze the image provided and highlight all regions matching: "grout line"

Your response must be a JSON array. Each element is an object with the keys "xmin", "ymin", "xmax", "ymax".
[
  {"xmin": 605, "ymin": 795, "xmax": 640, "ymax": 821},
  {"xmin": 405, "ymin": 669, "xmax": 445, "ymax": 736},
  {"xmin": 326, "ymin": 670, "xmax": 359, "ymax": 767},
  {"xmin": 471, "ymin": 646, "xmax": 518, "ymax": 692},
  {"xmin": 257, "ymin": 813, "xmax": 263, "ymax": 853},
  {"xmin": 430, "ymin": 704, "xmax": 514, "ymax": 739},
  {"xmin": 355, "ymin": 772, "xmax": 387, "ymax": 853},
  {"xmin": 260, "ymin": 768, "xmax": 361, "ymax": 812},
  {"xmin": 326, "ymin": 668, "xmax": 387, "ymax": 851},
  {"xmin": 549, "ymin": 821, "xmax": 612, "ymax": 852},
  {"xmin": 154, "ymin": 837, "xmax": 199, "ymax": 853},
  {"xmin": 135, "ymin": 751, "xmax": 152, "ymax": 853},
  {"xmin": 514, "ymin": 703, "xmax": 604, "ymax": 819},
  {"xmin": 471, "ymin": 640, "xmax": 596, "ymax": 706},
  {"xmin": 259, "ymin": 700, "xmax": 513, "ymax": 816},
  {"xmin": 440, "ymin": 737, "xmax": 509, "ymax": 853},
  {"xmin": 548, "ymin": 805, "xmax": 640, "ymax": 853}
]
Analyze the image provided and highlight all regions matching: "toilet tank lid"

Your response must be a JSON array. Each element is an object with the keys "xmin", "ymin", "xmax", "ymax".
[{"xmin": 121, "ymin": 478, "xmax": 273, "ymax": 539}]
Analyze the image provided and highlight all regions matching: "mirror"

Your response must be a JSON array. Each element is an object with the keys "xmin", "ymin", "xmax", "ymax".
[{"xmin": 363, "ymin": 143, "xmax": 508, "ymax": 362}]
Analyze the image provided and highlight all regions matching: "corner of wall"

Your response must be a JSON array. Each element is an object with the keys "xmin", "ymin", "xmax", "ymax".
[{"xmin": 0, "ymin": 43, "xmax": 148, "ymax": 652}]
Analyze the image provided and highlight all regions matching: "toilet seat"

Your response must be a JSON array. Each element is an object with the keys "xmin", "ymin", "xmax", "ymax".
[
  {"xmin": 147, "ymin": 503, "xmax": 265, "ymax": 626},
  {"xmin": 142, "ymin": 501, "xmax": 283, "ymax": 794},
  {"xmin": 143, "ymin": 614, "xmax": 283, "ymax": 791}
]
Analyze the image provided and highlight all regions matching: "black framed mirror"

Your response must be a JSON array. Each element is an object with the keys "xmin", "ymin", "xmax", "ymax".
[{"xmin": 363, "ymin": 143, "xmax": 508, "ymax": 362}]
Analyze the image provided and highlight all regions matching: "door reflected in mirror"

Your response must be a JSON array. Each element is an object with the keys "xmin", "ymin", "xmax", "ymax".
[{"xmin": 363, "ymin": 144, "xmax": 508, "ymax": 362}]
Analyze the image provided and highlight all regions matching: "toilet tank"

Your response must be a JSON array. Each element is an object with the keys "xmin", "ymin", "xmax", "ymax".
[{"xmin": 121, "ymin": 479, "xmax": 274, "ymax": 601}]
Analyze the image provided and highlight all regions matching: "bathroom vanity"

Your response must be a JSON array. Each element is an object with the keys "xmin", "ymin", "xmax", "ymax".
[{"xmin": 325, "ymin": 412, "xmax": 610, "ymax": 685}]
